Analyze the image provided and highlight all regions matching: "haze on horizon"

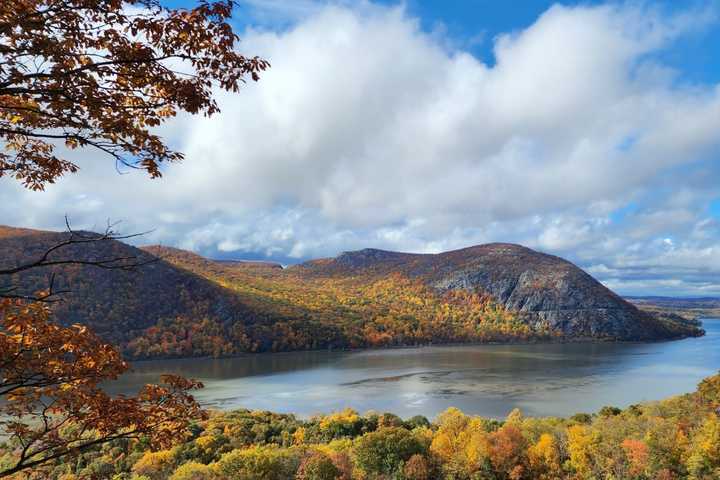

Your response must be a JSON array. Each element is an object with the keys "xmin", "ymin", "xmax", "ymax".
[{"xmin": 1, "ymin": 0, "xmax": 720, "ymax": 297}]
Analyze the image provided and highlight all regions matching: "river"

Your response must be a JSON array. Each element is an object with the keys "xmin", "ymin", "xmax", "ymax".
[{"xmin": 107, "ymin": 318, "xmax": 720, "ymax": 419}]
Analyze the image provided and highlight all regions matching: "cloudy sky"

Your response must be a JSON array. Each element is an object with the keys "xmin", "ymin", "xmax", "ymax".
[{"xmin": 2, "ymin": 0, "xmax": 720, "ymax": 296}]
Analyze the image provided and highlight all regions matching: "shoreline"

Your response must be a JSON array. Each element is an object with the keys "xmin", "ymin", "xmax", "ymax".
[{"xmin": 126, "ymin": 318, "xmax": 713, "ymax": 364}]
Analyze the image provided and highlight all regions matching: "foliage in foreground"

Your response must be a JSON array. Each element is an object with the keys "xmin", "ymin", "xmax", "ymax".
[
  {"xmin": 0, "ymin": 0, "xmax": 268, "ymax": 191},
  {"xmin": 0, "ymin": 299, "xmax": 206, "ymax": 477},
  {"xmin": 3, "ymin": 372, "xmax": 719, "ymax": 480}
]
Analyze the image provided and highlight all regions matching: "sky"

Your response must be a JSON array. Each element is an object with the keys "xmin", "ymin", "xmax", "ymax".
[{"xmin": 2, "ymin": 0, "xmax": 720, "ymax": 296}]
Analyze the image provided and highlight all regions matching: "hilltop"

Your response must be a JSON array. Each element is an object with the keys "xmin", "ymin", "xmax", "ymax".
[
  {"xmin": 0, "ymin": 226, "xmax": 702, "ymax": 358},
  {"xmin": 297, "ymin": 244, "xmax": 698, "ymax": 340},
  {"xmin": 0, "ymin": 226, "xmax": 255, "ymax": 346}
]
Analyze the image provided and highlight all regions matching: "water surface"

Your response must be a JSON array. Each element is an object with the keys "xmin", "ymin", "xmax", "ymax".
[{"xmin": 108, "ymin": 319, "xmax": 720, "ymax": 419}]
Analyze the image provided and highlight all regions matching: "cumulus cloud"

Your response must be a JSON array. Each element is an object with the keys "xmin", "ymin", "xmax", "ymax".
[{"xmin": 1, "ymin": 2, "xmax": 720, "ymax": 295}]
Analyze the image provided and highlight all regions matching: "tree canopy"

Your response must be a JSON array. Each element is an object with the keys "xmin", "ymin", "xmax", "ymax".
[
  {"xmin": 0, "ymin": 0, "xmax": 269, "ymax": 190},
  {"xmin": 0, "ymin": 1, "xmax": 267, "ymax": 476},
  {"xmin": 0, "ymin": 298, "xmax": 206, "ymax": 477}
]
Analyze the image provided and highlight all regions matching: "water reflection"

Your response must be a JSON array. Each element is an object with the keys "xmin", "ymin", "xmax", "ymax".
[{"xmin": 107, "ymin": 319, "xmax": 720, "ymax": 419}]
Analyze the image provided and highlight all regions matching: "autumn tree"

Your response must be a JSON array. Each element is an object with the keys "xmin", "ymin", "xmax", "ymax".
[
  {"xmin": 0, "ymin": 299, "xmax": 206, "ymax": 478},
  {"xmin": 403, "ymin": 453, "xmax": 431, "ymax": 480},
  {"xmin": 527, "ymin": 433, "xmax": 562, "ymax": 479},
  {"xmin": 353, "ymin": 427, "xmax": 426, "ymax": 478},
  {"xmin": 0, "ymin": 0, "xmax": 269, "ymax": 190},
  {"xmin": 169, "ymin": 461, "xmax": 218, "ymax": 480},
  {"xmin": 0, "ymin": 0, "xmax": 269, "ymax": 475},
  {"xmin": 295, "ymin": 451, "xmax": 341, "ymax": 480},
  {"xmin": 215, "ymin": 445, "xmax": 299, "ymax": 480}
]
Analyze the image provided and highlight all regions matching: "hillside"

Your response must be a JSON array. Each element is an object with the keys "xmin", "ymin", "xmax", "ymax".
[
  {"xmin": 16, "ymin": 371, "xmax": 720, "ymax": 480},
  {"xmin": 0, "ymin": 226, "xmax": 702, "ymax": 359},
  {"xmin": 0, "ymin": 226, "xmax": 257, "ymax": 346},
  {"xmin": 297, "ymin": 244, "xmax": 700, "ymax": 340},
  {"xmin": 627, "ymin": 296, "xmax": 720, "ymax": 321}
]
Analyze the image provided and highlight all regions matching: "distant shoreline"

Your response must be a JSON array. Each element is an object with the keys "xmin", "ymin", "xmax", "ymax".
[{"xmin": 127, "ymin": 318, "xmax": 715, "ymax": 364}]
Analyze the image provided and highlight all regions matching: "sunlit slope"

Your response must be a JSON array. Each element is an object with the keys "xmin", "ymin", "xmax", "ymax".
[{"xmin": 0, "ymin": 226, "xmax": 701, "ymax": 359}]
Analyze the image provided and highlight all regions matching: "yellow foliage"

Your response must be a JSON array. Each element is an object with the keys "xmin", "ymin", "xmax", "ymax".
[
  {"xmin": 567, "ymin": 425, "xmax": 598, "ymax": 480},
  {"xmin": 528, "ymin": 433, "xmax": 561, "ymax": 479},
  {"xmin": 293, "ymin": 427, "xmax": 306, "ymax": 445},
  {"xmin": 319, "ymin": 408, "xmax": 360, "ymax": 432},
  {"xmin": 132, "ymin": 449, "xmax": 177, "ymax": 480}
]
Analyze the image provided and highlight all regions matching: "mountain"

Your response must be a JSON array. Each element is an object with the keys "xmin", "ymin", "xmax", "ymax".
[
  {"xmin": 297, "ymin": 244, "xmax": 698, "ymax": 340},
  {"xmin": 0, "ymin": 226, "xmax": 255, "ymax": 345},
  {"xmin": 0, "ymin": 226, "xmax": 702, "ymax": 359}
]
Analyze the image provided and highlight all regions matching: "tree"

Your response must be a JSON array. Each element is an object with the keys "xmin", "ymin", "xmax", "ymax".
[
  {"xmin": 132, "ymin": 449, "xmax": 177, "ymax": 480},
  {"xmin": 527, "ymin": 433, "xmax": 561, "ymax": 480},
  {"xmin": 215, "ymin": 445, "xmax": 299, "ymax": 480},
  {"xmin": 0, "ymin": 298, "xmax": 206, "ymax": 478},
  {"xmin": 0, "ymin": 0, "xmax": 269, "ymax": 190},
  {"xmin": 567, "ymin": 425, "xmax": 598, "ymax": 480},
  {"xmin": 169, "ymin": 461, "xmax": 218, "ymax": 480},
  {"xmin": 621, "ymin": 438, "xmax": 649, "ymax": 478},
  {"xmin": 486, "ymin": 424, "xmax": 528, "ymax": 480},
  {"xmin": 403, "ymin": 454, "xmax": 431, "ymax": 480},
  {"xmin": 686, "ymin": 415, "xmax": 720, "ymax": 480},
  {"xmin": 295, "ymin": 451, "xmax": 341, "ymax": 480},
  {"xmin": 353, "ymin": 427, "xmax": 425, "ymax": 478},
  {"xmin": 697, "ymin": 373, "xmax": 720, "ymax": 409}
]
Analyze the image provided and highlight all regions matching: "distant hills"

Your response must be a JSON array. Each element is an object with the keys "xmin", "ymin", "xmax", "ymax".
[
  {"xmin": 0, "ymin": 225, "xmax": 703, "ymax": 359},
  {"xmin": 626, "ymin": 296, "xmax": 720, "ymax": 322}
]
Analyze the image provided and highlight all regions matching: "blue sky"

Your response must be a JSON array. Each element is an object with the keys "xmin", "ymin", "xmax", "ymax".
[
  {"xmin": 234, "ymin": 0, "xmax": 720, "ymax": 82},
  {"xmin": 2, "ymin": 0, "xmax": 720, "ymax": 296},
  {"xmin": 406, "ymin": 1, "xmax": 720, "ymax": 76}
]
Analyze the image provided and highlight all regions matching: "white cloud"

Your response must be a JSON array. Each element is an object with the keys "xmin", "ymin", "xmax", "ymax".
[{"xmin": 1, "ymin": 2, "xmax": 720, "ymax": 295}]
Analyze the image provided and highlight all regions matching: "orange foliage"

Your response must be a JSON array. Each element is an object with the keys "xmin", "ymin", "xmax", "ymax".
[
  {"xmin": 0, "ymin": 299, "xmax": 206, "ymax": 477},
  {"xmin": 125, "ymin": 249, "xmax": 550, "ymax": 358},
  {"xmin": 487, "ymin": 424, "xmax": 528, "ymax": 479},
  {"xmin": 0, "ymin": 0, "xmax": 268, "ymax": 190},
  {"xmin": 622, "ymin": 438, "xmax": 650, "ymax": 477}
]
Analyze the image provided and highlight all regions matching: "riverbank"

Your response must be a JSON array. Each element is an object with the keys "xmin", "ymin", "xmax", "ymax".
[{"xmin": 110, "ymin": 319, "xmax": 720, "ymax": 420}]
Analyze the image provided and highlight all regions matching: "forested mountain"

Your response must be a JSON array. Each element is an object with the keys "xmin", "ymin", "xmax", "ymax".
[
  {"xmin": 0, "ymin": 226, "xmax": 702, "ymax": 359},
  {"xmin": 0, "ymin": 226, "xmax": 255, "ymax": 345},
  {"xmin": 298, "ymin": 244, "xmax": 696, "ymax": 340}
]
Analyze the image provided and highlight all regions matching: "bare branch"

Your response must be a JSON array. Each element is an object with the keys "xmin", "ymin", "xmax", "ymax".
[{"xmin": 0, "ymin": 216, "xmax": 157, "ymax": 301}]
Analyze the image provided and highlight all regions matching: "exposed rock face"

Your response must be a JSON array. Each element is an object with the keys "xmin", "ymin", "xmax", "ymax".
[{"xmin": 309, "ymin": 243, "xmax": 689, "ymax": 340}]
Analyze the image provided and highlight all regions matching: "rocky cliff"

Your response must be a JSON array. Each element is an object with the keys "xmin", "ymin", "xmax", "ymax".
[{"xmin": 300, "ymin": 243, "xmax": 701, "ymax": 340}]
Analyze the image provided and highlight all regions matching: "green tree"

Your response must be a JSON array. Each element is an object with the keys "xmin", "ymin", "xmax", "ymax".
[
  {"xmin": 354, "ymin": 427, "xmax": 426, "ymax": 478},
  {"xmin": 686, "ymin": 415, "xmax": 720, "ymax": 480},
  {"xmin": 169, "ymin": 461, "xmax": 217, "ymax": 480},
  {"xmin": 216, "ymin": 446, "xmax": 299, "ymax": 480}
]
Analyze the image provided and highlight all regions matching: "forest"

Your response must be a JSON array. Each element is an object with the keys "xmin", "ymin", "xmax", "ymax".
[
  {"xmin": 0, "ymin": 232, "xmax": 553, "ymax": 359},
  {"xmin": 2, "ymin": 372, "xmax": 719, "ymax": 480},
  {"xmin": 126, "ymin": 246, "xmax": 548, "ymax": 358},
  {"xmin": 2, "ymin": 232, "xmax": 701, "ymax": 361}
]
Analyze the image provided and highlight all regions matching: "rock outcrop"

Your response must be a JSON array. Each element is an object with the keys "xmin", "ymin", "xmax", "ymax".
[{"xmin": 304, "ymin": 243, "xmax": 698, "ymax": 340}]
